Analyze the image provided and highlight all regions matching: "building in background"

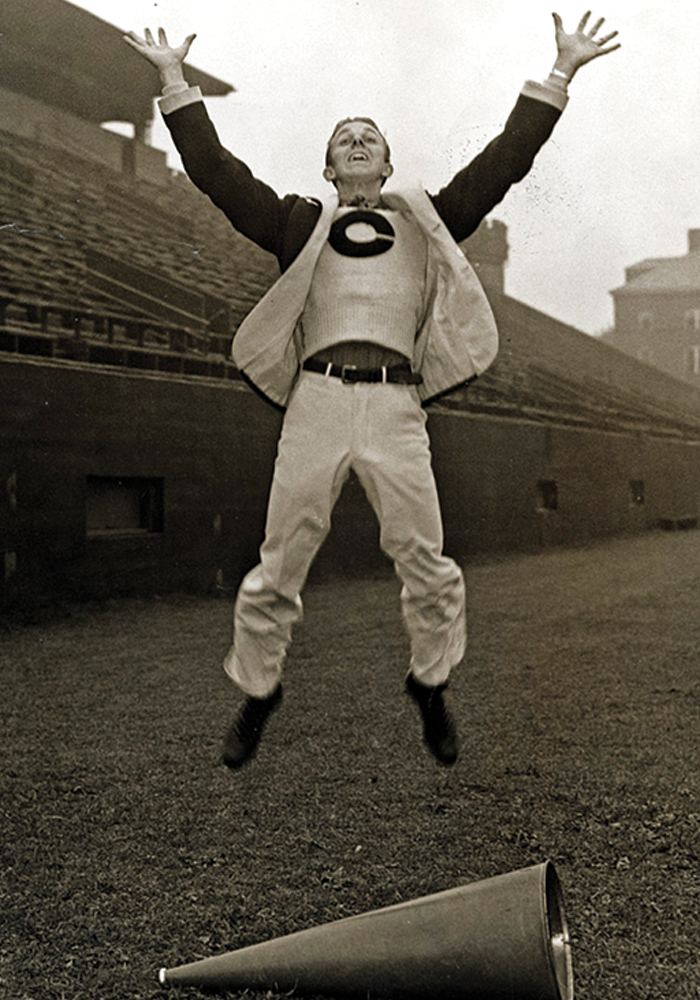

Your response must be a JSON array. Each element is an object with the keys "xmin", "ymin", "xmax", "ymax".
[{"xmin": 606, "ymin": 229, "xmax": 700, "ymax": 386}]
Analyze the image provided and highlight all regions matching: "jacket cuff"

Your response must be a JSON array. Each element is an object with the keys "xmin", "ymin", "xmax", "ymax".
[
  {"xmin": 521, "ymin": 79, "xmax": 569, "ymax": 112},
  {"xmin": 158, "ymin": 85, "xmax": 203, "ymax": 116}
]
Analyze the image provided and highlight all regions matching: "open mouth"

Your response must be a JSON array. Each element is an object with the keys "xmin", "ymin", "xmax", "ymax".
[{"xmin": 349, "ymin": 152, "xmax": 368, "ymax": 162}]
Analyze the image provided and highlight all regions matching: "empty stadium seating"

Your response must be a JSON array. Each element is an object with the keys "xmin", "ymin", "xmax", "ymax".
[
  {"xmin": 3, "ymin": 122, "xmax": 700, "ymax": 439},
  {"xmin": 0, "ymin": 126, "xmax": 278, "ymax": 375}
]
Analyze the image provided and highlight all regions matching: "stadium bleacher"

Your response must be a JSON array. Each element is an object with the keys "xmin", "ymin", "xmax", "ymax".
[
  {"xmin": 2, "ymin": 115, "xmax": 700, "ymax": 439},
  {"xmin": 0, "ymin": 126, "xmax": 278, "ymax": 374},
  {"xmin": 446, "ymin": 294, "xmax": 700, "ymax": 439}
]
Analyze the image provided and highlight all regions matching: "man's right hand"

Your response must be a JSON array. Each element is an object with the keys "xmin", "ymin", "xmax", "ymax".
[{"xmin": 123, "ymin": 28, "xmax": 196, "ymax": 88}]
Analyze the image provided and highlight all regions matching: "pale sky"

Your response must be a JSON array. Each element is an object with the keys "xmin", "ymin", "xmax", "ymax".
[{"xmin": 74, "ymin": 0, "xmax": 700, "ymax": 335}]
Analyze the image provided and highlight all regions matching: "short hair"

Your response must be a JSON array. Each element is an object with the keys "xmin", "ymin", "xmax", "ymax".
[{"xmin": 325, "ymin": 117, "xmax": 391, "ymax": 167}]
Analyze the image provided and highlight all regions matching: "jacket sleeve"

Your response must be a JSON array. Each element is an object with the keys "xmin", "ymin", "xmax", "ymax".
[
  {"xmin": 429, "ymin": 86, "xmax": 565, "ymax": 243},
  {"xmin": 162, "ymin": 98, "xmax": 299, "ymax": 261}
]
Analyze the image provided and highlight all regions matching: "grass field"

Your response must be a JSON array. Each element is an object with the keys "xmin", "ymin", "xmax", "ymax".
[{"xmin": 2, "ymin": 529, "xmax": 700, "ymax": 999}]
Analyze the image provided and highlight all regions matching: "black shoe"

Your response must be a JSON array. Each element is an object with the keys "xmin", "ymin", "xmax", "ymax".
[
  {"xmin": 405, "ymin": 673, "xmax": 458, "ymax": 766},
  {"xmin": 221, "ymin": 684, "xmax": 283, "ymax": 770}
]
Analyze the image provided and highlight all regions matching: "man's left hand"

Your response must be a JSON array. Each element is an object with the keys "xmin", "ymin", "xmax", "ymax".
[{"xmin": 552, "ymin": 11, "xmax": 620, "ymax": 80}]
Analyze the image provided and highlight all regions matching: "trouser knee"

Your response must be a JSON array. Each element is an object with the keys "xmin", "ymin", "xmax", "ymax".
[{"xmin": 235, "ymin": 566, "xmax": 302, "ymax": 629}]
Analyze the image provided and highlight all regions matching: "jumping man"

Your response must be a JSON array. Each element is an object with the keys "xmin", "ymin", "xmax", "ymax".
[{"xmin": 125, "ymin": 12, "xmax": 620, "ymax": 769}]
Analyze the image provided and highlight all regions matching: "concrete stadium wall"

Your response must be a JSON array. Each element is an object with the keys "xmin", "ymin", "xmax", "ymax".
[
  {"xmin": 1, "ymin": 356, "xmax": 281, "ymax": 610},
  {"xmin": 431, "ymin": 411, "xmax": 700, "ymax": 560},
  {"xmin": 2, "ymin": 354, "xmax": 699, "ymax": 612}
]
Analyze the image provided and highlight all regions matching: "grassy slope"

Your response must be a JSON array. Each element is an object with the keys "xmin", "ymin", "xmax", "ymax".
[{"xmin": 2, "ymin": 530, "xmax": 699, "ymax": 999}]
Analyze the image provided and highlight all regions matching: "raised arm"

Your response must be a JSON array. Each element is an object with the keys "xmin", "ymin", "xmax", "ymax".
[
  {"xmin": 123, "ymin": 28, "xmax": 298, "ymax": 259},
  {"xmin": 431, "ymin": 10, "xmax": 620, "ymax": 242}
]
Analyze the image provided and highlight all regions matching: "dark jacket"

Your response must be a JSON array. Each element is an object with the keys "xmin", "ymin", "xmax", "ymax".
[{"xmin": 162, "ymin": 89, "xmax": 563, "ymax": 273}]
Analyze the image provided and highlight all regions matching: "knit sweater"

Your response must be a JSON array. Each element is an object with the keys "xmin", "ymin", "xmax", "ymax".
[{"xmin": 300, "ymin": 206, "xmax": 427, "ymax": 361}]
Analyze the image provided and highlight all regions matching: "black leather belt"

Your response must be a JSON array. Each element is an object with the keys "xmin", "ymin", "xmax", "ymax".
[{"xmin": 303, "ymin": 357, "xmax": 423, "ymax": 385}]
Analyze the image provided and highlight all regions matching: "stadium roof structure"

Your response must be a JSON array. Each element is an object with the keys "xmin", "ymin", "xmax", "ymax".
[{"xmin": 0, "ymin": 0, "xmax": 233, "ymax": 132}]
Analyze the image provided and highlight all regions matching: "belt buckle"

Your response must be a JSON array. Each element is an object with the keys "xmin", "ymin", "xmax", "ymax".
[{"xmin": 341, "ymin": 364, "xmax": 359, "ymax": 384}]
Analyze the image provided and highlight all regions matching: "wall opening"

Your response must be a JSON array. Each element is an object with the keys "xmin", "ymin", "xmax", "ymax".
[
  {"xmin": 536, "ymin": 479, "xmax": 558, "ymax": 512},
  {"xmin": 86, "ymin": 476, "xmax": 164, "ymax": 537},
  {"xmin": 686, "ymin": 345, "xmax": 700, "ymax": 377},
  {"xmin": 629, "ymin": 479, "xmax": 645, "ymax": 507}
]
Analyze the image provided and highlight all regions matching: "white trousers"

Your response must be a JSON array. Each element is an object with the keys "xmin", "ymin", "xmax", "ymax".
[{"xmin": 224, "ymin": 371, "xmax": 466, "ymax": 697}]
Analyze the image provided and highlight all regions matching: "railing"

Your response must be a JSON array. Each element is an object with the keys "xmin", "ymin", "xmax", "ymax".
[
  {"xmin": 0, "ymin": 292, "xmax": 240, "ymax": 381},
  {"xmin": 5, "ymin": 288, "xmax": 700, "ymax": 437}
]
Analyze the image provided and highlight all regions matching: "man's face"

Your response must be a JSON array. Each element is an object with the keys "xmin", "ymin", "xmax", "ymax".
[{"xmin": 324, "ymin": 120, "xmax": 392, "ymax": 186}]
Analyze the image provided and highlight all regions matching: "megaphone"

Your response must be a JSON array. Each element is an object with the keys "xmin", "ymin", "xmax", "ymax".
[{"xmin": 159, "ymin": 860, "xmax": 573, "ymax": 998}]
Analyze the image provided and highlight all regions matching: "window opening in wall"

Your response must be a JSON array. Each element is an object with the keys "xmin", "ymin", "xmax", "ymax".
[
  {"xmin": 536, "ymin": 479, "xmax": 558, "ymax": 512},
  {"xmin": 686, "ymin": 345, "xmax": 700, "ymax": 376},
  {"xmin": 86, "ymin": 476, "xmax": 164, "ymax": 536},
  {"xmin": 629, "ymin": 479, "xmax": 645, "ymax": 507},
  {"xmin": 685, "ymin": 309, "xmax": 700, "ymax": 332}
]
